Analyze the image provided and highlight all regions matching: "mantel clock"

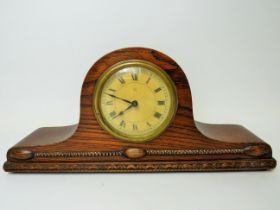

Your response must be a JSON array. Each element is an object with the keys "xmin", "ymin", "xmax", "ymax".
[{"xmin": 3, "ymin": 47, "xmax": 276, "ymax": 172}]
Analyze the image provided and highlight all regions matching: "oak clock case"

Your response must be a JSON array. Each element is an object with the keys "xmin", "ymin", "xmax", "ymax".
[{"xmin": 3, "ymin": 47, "xmax": 276, "ymax": 172}]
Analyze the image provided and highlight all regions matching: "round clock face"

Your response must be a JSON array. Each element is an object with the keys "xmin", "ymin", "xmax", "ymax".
[{"xmin": 93, "ymin": 60, "xmax": 177, "ymax": 142}]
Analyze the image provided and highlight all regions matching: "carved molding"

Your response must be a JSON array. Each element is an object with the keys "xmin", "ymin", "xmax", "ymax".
[
  {"xmin": 146, "ymin": 148, "xmax": 245, "ymax": 155},
  {"xmin": 4, "ymin": 159, "xmax": 276, "ymax": 172},
  {"xmin": 35, "ymin": 151, "xmax": 123, "ymax": 158},
  {"xmin": 34, "ymin": 148, "xmax": 246, "ymax": 159}
]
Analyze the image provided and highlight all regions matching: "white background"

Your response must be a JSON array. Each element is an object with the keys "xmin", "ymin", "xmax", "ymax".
[{"xmin": 0, "ymin": 1, "xmax": 279, "ymax": 210}]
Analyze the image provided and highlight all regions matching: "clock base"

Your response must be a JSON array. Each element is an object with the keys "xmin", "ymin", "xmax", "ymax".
[
  {"xmin": 3, "ymin": 122, "xmax": 276, "ymax": 173},
  {"xmin": 4, "ymin": 159, "xmax": 276, "ymax": 173}
]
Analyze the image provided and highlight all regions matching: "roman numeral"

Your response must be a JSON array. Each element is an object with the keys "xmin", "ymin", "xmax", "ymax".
[
  {"xmin": 109, "ymin": 111, "xmax": 116, "ymax": 117},
  {"xmin": 154, "ymin": 87, "xmax": 162, "ymax": 93},
  {"xmin": 120, "ymin": 120, "xmax": 126, "ymax": 128},
  {"xmin": 154, "ymin": 112, "xmax": 162, "ymax": 119},
  {"xmin": 106, "ymin": 101, "xmax": 113, "ymax": 105},
  {"xmin": 118, "ymin": 76, "xmax": 125, "ymax": 84},
  {"xmin": 146, "ymin": 77, "xmax": 151, "ymax": 84},
  {"xmin": 133, "ymin": 123, "xmax": 138, "ymax": 130},
  {"xmin": 131, "ymin": 72, "xmax": 138, "ymax": 81},
  {"xmin": 157, "ymin": 100, "xmax": 165, "ymax": 105}
]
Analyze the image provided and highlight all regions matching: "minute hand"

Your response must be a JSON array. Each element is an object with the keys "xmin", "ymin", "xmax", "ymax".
[
  {"xmin": 112, "ymin": 103, "xmax": 134, "ymax": 119},
  {"xmin": 112, "ymin": 100, "xmax": 138, "ymax": 119},
  {"xmin": 105, "ymin": 93, "xmax": 132, "ymax": 104}
]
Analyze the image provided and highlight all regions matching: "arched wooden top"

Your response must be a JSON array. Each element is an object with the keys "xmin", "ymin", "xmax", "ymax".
[{"xmin": 79, "ymin": 47, "xmax": 193, "ymax": 123}]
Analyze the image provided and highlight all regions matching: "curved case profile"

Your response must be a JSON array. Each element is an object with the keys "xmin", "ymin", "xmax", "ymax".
[{"xmin": 3, "ymin": 47, "xmax": 276, "ymax": 172}]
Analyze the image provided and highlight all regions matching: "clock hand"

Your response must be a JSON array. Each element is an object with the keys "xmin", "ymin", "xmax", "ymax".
[
  {"xmin": 112, "ymin": 100, "xmax": 138, "ymax": 119},
  {"xmin": 105, "ymin": 93, "xmax": 132, "ymax": 104}
]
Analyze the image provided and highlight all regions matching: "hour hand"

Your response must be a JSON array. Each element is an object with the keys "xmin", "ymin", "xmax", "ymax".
[{"xmin": 105, "ymin": 93, "xmax": 132, "ymax": 104}]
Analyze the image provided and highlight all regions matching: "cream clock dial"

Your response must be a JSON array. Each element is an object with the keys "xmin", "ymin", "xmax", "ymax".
[{"xmin": 93, "ymin": 60, "xmax": 177, "ymax": 142}]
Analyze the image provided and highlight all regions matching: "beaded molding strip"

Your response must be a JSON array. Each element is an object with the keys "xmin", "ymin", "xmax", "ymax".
[
  {"xmin": 34, "ymin": 148, "xmax": 246, "ymax": 158},
  {"xmin": 146, "ymin": 148, "xmax": 245, "ymax": 156},
  {"xmin": 35, "ymin": 151, "xmax": 123, "ymax": 158}
]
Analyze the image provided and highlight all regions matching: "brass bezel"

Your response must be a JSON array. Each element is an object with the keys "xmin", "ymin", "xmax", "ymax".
[{"xmin": 93, "ymin": 59, "xmax": 178, "ymax": 143}]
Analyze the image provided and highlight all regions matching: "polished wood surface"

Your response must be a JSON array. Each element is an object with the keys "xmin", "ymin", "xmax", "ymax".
[{"xmin": 3, "ymin": 47, "xmax": 276, "ymax": 172}]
